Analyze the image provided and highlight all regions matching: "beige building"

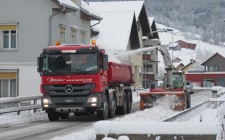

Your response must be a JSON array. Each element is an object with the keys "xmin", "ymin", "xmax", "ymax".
[{"xmin": 89, "ymin": 1, "xmax": 159, "ymax": 88}]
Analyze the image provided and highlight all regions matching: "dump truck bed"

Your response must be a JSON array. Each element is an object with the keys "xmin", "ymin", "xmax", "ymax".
[{"xmin": 107, "ymin": 62, "xmax": 133, "ymax": 86}]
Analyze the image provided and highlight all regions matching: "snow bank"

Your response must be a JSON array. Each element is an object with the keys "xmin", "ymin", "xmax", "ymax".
[{"xmin": 93, "ymin": 121, "xmax": 218, "ymax": 135}]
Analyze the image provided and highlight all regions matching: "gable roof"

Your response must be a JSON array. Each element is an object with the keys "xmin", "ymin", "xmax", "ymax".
[
  {"xmin": 181, "ymin": 59, "xmax": 196, "ymax": 70},
  {"xmin": 201, "ymin": 52, "xmax": 225, "ymax": 65},
  {"xmin": 89, "ymin": 1, "xmax": 151, "ymax": 36},
  {"xmin": 90, "ymin": 11, "xmax": 138, "ymax": 51},
  {"xmin": 177, "ymin": 40, "xmax": 196, "ymax": 50},
  {"xmin": 88, "ymin": 1, "xmax": 144, "ymax": 21},
  {"xmin": 173, "ymin": 57, "xmax": 182, "ymax": 62}
]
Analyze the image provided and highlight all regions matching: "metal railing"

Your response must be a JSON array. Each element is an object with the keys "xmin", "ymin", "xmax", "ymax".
[
  {"xmin": 0, "ymin": 95, "xmax": 42, "ymax": 115},
  {"xmin": 164, "ymin": 100, "xmax": 225, "ymax": 122}
]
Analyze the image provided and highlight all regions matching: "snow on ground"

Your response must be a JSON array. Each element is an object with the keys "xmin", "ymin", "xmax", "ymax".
[
  {"xmin": 51, "ymin": 88, "xmax": 225, "ymax": 140},
  {"xmin": 0, "ymin": 111, "xmax": 47, "ymax": 126},
  {"xmin": 0, "ymin": 88, "xmax": 224, "ymax": 140}
]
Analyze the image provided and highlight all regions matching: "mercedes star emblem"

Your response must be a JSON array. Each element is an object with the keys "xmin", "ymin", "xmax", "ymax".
[{"xmin": 65, "ymin": 85, "xmax": 73, "ymax": 93}]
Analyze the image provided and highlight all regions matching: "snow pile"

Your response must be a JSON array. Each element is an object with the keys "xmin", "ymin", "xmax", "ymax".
[
  {"xmin": 93, "ymin": 121, "xmax": 218, "ymax": 135},
  {"xmin": 211, "ymin": 86, "xmax": 225, "ymax": 97},
  {"xmin": 0, "ymin": 112, "xmax": 47, "ymax": 126},
  {"xmin": 216, "ymin": 102, "xmax": 225, "ymax": 140}
]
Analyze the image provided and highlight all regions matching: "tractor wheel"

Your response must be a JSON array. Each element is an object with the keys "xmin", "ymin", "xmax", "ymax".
[
  {"xmin": 47, "ymin": 109, "xmax": 59, "ymax": 121},
  {"xmin": 186, "ymin": 92, "xmax": 191, "ymax": 109},
  {"xmin": 97, "ymin": 95, "xmax": 109, "ymax": 120}
]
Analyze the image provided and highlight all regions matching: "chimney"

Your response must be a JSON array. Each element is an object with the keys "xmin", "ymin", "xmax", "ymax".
[{"xmin": 71, "ymin": 0, "xmax": 81, "ymax": 7}]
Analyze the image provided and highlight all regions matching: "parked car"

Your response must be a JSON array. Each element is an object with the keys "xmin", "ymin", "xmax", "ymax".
[{"xmin": 186, "ymin": 81, "xmax": 194, "ymax": 94}]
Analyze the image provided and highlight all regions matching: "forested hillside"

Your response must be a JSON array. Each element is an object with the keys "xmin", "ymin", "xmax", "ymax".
[{"xmin": 85, "ymin": 0, "xmax": 225, "ymax": 46}]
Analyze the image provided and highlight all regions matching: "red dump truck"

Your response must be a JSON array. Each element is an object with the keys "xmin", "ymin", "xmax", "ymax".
[{"xmin": 37, "ymin": 45, "xmax": 133, "ymax": 121}]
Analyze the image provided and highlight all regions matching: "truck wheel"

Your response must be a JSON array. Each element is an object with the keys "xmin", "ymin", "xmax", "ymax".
[
  {"xmin": 47, "ymin": 109, "xmax": 59, "ymax": 121},
  {"xmin": 126, "ymin": 92, "xmax": 132, "ymax": 114},
  {"xmin": 116, "ymin": 94, "xmax": 127, "ymax": 115},
  {"xmin": 59, "ymin": 113, "xmax": 69, "ymax": 119},
  {"xmin": 108, "ymin": 94, "xmax": 116, "ymax": 118},
  {"xmin": 97, "ymin": 95, "xmax": 109, "ymax": 120}
]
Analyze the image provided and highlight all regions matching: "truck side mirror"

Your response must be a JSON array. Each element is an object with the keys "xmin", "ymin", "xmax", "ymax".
[
  {"xmin": 102, "ymin": 55, "xmax": 108, "ymax": 71},
  {"xmin": 37, "ymin": 57, "xmax": 43, "ymax": 72}
]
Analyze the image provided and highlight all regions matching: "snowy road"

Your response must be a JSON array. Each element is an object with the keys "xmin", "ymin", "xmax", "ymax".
[{"xmin": 0, "ymin": 90, "xmax": 212, "ymax": 140}]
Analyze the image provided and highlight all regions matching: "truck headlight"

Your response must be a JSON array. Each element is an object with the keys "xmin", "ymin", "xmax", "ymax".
[
  {"xmin": 87, "ymin": 97, "xmax": 98, "ymax": 103},
  {"xmin": 43, "ymin": 98, "xmax": 52, "ymax": 104}
]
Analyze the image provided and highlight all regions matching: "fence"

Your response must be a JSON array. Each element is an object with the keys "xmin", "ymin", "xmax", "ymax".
[{"xmin": 0, "ymin": 95, "xmax": 42, "ymax": 115}]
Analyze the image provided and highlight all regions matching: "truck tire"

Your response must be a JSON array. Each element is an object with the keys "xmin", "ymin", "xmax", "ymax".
[
  {"xmin": 126, "ymin": 92, "xmax": 132, "ymax": 114},
  {"xmin": 48, "ymin": 109, "xmax": 59, "ymax": 121},
  {"xmin": 59, "ymin": 113, "xmax": 69, "ymax": 119},
  {"xmin": 97, "ymin": 95, "xmax": 109, "ymax": 120},
  {"xmin": 116, "ymin": 94, "xmax": 127, "ymax": 115},
  {"xmin": 108, "ymin": 94, "xmax": 116, "ymax": 118}
]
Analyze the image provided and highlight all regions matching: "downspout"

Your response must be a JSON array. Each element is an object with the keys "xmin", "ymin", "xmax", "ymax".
[
  {"xmin": 91, "ymin": 19, "xmax": 101, "ymax": 27},
  {"xmin": 48, "ymin": 5, "xmax": 65, "ymax": 46}
]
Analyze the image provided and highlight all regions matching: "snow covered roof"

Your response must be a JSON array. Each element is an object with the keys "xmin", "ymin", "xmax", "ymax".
[
  {"xmin": 148, "ymin": 17, "xmax": 154, "ymax": 26},
  {"xmin": 88, "ymin": 1, "xmax": 144, "ymax": 21},
  {"xmin": 201, "ymin": 52, "xmax": 225, "ymax": 65},
  {"xmin": 81, "ymin": 1, "xmax": 102, "ymax": 20},
  {"xmin": 55, "ymin": 0, "xmax": 102, "ymax": 20},
  {"xmin": 56, "ymin": 0, "xmax": 80, "ymax": 10},
  {"xmin": 91, "ymin": 11, "xmax": 135, "ymax": 51}
]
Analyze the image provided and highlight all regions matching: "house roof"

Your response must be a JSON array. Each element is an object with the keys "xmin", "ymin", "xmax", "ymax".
[
  {"xmin": 90, "ymin": 11, "xmax": 137, "ymax": 51},
  {"xmin": 89, "ymin": 1, "xmax": 151, "ymax": 36},
  {"xmin": 201, "ymin": 52, "xmax": 225, "ymax": 65},
  {"xmin": 173, "ymin": 57, "xmax": 182, "ymax": 62},
  {"xmin": 88, "ymin": 1, "xmax": 144, "ymax": 21},
  {"xmin": 177, "ymin": 40, "xmax": 196, "ymax": 50},
  {"xmin": 56, "ymin": 0, "xmax": 80, "ymax": 11},
  {"xmin": 80, "ymin": 1, "xmax": 102, "ymax": 20},
  {"xmin": 55, "ymin": 0, "xmax": 102, "ymax": 20},
  {"xmin": 173, "ymin": 62, "xmax": 184, "ymax": 69},
  {"xmin": 181, "ymin": 59, "xmax": 196, "ymax": 70},
  {"xmin": 148, "ymin": 17, "xmax": 154, "ymax": 26}
]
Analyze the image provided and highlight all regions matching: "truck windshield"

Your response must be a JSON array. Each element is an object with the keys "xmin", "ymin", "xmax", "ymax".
[{"xmin": 42, "ymin": 53, "xmax": 98, "ymax": 75}]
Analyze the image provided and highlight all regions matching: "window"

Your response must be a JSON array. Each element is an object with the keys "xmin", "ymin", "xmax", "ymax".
[
  {"xmin": 0, "ymin": 71, "xmax": 17, "ymax": 98},
  {"xmin": 60, "ymin": 27, "xmax": 66, "ymax": 44},
  {"xmin": 0, "ymin": 25, "xmax": 17, "ymax": 49},
  {"xmin": 205, "ymin": 65, "xmax": 218, "ymax": 71},
  {"xmin": 0, "ymin": 79, "xmax": 17, "ymax": 97},
  {"xmin": 71, "ymin": 29, "xmax": 76, "ymax": 44},
  {"xmin": 81, "ymin": 32, "xmax": 86, "ymax": 44}
]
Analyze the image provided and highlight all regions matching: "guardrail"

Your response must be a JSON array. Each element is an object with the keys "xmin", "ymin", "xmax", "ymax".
[
  {"xmin": 164, "ymin": 100, "xmax": 225, "ymax": 122},
  {"xmin": 0, "ymin": 95, "xmax": 42, "ymax": 115}
]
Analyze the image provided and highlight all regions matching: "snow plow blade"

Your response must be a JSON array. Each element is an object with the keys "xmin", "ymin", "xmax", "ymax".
[{"xmin": 139, "ymin": 91, "xmax": 186, "ymax": 111}]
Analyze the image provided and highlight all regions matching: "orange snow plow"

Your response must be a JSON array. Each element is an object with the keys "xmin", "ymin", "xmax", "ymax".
[{"xmin": 140, "ymin": 71, "xmax": 191, "ymax": 111}]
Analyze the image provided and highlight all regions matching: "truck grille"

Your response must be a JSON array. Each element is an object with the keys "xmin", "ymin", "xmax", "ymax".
[
  {"xmin": 44, "ymin": 84, "xmax": 94, "ymax": 96},
  {"xmin": 55, "ymin": 103, "xmax": 83, "ymax": 107}
]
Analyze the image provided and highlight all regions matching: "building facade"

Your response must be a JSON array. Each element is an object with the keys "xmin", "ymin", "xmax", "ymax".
[
  {"xmin": 186, "ymin": 53, "xmax": 225, "ymax": 87},
  {"xmin": 0, "ymin": 0, "xmax": 101, "ymax": 97}
]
